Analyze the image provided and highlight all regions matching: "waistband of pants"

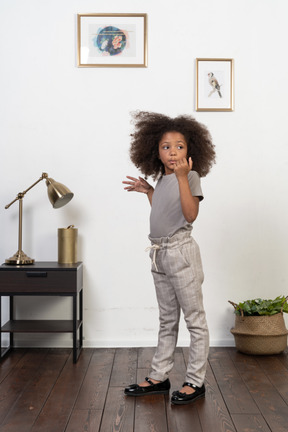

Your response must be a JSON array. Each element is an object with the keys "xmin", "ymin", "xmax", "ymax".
[{"xmin": 148, "ymin": 226, "xmax": 193, "ymax": 248}]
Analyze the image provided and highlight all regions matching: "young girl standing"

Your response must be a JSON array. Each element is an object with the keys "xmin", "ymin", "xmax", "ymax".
[{"xmin": 122, "ymin": 111, "xmax": 216, "ymax": 405}]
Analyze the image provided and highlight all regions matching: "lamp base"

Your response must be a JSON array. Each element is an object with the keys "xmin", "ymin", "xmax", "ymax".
[{"xmin": 5, "ymin": 250, "xmax": 35, "ymax": 265}]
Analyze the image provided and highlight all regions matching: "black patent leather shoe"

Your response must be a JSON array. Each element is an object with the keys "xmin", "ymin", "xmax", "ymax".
[
  {"xmin": 171, "ymin": 382, "xmax": 205, "ymax": 405},
  {"xmin": 124, "ymin": 377, "xmax": 170, "ymax": 396}
]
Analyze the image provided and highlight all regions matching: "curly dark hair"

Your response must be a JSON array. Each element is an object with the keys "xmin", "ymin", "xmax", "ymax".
[{"xmin": 129, "ymin": 111, "xmax": 216, "ymax": 179}]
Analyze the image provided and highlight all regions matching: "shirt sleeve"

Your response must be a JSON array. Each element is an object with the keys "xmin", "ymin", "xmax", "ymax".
[{"xmin": 188, "ymin": 171, "xmax": 204, "ymax": 201}]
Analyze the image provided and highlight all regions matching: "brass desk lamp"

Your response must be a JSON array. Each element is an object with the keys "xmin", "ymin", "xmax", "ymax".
[{"xmin": 5, "ymin": 172, "xmax": 74, "ymax": 265}]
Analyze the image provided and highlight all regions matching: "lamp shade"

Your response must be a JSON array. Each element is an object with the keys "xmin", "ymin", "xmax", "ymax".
[{"xmin": 46, "ymin": 177, "xmax": 74, "ymax": 209}]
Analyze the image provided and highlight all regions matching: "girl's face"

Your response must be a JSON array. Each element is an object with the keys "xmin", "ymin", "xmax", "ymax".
[{"xmin": 158, "ymin": 131, "xmax": 188, "ymax": 175}]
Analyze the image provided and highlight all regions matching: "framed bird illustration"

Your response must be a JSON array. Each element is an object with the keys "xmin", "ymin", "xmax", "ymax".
[{"xmin": 196, "ymin": 58, "xmax": 234, "ymax": 111}]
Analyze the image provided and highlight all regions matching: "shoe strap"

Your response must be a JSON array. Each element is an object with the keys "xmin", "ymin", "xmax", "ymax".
[
  {"xmin": 183, "ymin": 382, "xmax": 197, "ymax": 389},
  {"xmin": 145, "ymin": 377, "xmax": 154, "ymax": 386}
]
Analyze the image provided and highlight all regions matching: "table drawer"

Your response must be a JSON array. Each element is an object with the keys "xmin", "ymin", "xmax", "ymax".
[{"xmin": 0, "ymin": 270, "xmax": 77, "ymax": 293}]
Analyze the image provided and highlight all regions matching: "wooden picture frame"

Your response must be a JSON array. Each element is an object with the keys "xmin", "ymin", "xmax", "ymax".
[
  {"xmin": 196, "ymin": 58, "xmax": 234, "ymax": 111},
  {"xmin": 77, "ymin": 13, "xmax": 147, "ymax": 68}
]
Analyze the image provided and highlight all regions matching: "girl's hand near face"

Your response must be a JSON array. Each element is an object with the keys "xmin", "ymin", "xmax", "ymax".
[{"xmin": 174, "ymin": 157, "xmax": 193, "ymax": 178}]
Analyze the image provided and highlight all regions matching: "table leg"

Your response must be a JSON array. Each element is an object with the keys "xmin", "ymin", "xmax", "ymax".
[
  {"xmin": 73, "ymin": 294, "xmax": 77, "ymax": 363},
  {"xmin": 0, "ymin": 296, "xmax": 13, "ymax": 359},
  {"xmin": 0, "ymin": 296, "xmax": 2, "ymax": 356},
  {"xmin": 10, "ymin": 296, "xmax": 14, "ymax": 348},
  {"xmin": 79, "ymin": 289, "xmax": 83, "ymax": 353}
]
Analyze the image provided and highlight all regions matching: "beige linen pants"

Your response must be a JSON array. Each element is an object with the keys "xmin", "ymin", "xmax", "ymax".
[{"xmin": 148, "ymin": 227, "xmax": 209, "ymax": 387}]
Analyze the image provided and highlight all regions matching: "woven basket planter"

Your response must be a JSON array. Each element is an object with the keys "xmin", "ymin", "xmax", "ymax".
[{"xmin": 230, "ymin": 312, "xmax": 288, "ymax": 355}]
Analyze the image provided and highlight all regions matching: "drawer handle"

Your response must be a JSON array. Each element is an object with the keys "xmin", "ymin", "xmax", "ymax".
[{"xmin": 26, "ymin": 272, "xmax": 48, "ymax": 278}]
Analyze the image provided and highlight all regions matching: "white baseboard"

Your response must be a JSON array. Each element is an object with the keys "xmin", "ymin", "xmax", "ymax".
[{"xmin": 12, "ymin": 336, "xmax": 235, "ymax": 349}]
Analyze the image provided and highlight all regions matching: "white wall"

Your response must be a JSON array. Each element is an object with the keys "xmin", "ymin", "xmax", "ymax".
[{"xmin": 1, "ymin": 0, "xmax": 288, "ymax": 348}]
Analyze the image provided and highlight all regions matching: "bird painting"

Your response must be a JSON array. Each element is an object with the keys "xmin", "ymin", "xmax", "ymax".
[{"xmin": 208, "ymin": 72, "xmax": 222, "ymax": 98}]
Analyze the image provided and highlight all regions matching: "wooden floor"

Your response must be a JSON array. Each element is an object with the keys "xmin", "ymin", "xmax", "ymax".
[{"xmin": 0, "ymin": 347, "xmax": 288, "ymax": 432}]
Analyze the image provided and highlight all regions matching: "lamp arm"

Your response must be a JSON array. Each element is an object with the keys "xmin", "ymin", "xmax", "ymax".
[{"xmin": 5, "ymin": 173, "xmax": 49, "ymax": 209}]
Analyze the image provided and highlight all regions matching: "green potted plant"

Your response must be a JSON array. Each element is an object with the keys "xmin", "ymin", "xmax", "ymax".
[{"xmin": 228, "ymin": 295, "xmax": 288, "ymax": 355}]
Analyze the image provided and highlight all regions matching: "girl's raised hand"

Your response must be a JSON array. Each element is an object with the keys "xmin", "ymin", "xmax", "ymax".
[
  {"xmin": 174, "ymin": 157, "xmax": 193, "ymax": 178},
  {"xmin": 123, "ymin": 176, "xmax": 152, "ymax": 194}
]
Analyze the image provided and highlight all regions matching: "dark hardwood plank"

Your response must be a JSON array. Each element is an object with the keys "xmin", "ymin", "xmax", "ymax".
[
  {"xmin": 256, "ymin": 355, "xmax": 288, "ymax": 403},
  {"xmin": 0, "ymin": 351, "xmax": 70, "ymax": 432},
  {"xmin": 30, "ymin": 349, "xmax": 93, "ymax": 432},
  {"xmin": 0, "ymin": 349, "xmax": 26, "ymax": 383},
  {"xmin": 196, "ymin": 364, "xmax": 237, "ymax": 432},
  {"xmin": 0, "ymin": 349, "xmax": 48, "ymax": 424},
  {"xmin": 0, "ymin": 347, "xmax": 287, "ymax": 432},
  {"xmin": 134, "ymin": 394, "xmax": 168, "ymax": 432},
  {"xmin": 74, "ymin": 348, "xmax": 115, "ymax": 411},
  {"xmin": 110, "ymin": 348, "xmax": 138, "ymax": 387},
  {"xmin": 100, "ymin": 387, "xmax": 135, "ymax": 432},
  {"xmin": 231, "ymin": 414, "xmax": 271, "ymax": 432},
  {"xmin": 65, "ymin": 409, "xmax": 102, "ymax": 432},
  {"xmin": 228, "ymin": 348, "xmax": 260, "ymax": 373},
  {"xmin": 277, "ymin": 348, "xmax": 288, "ymax": 369},
  {"xmin": 166, "ymin": 400, "xmax": 202, "ymax": 432},
  {"xmin": 209, "ymin": 347, "xmax": 260, "ymax": 414},
  {"xmin": 231, "ymin": 351, "xmax": 288, "ymax": 431}
]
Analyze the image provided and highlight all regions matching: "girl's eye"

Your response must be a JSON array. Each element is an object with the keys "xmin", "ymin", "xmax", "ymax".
[{"xmin": 163, "ymin": 145, "xmax": 169, "ymax": 150}]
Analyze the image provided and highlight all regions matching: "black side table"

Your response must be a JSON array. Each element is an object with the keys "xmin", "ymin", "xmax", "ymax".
[{"xmin": 0, "ymin": 261, "xmax": 83, "ymax": 363}]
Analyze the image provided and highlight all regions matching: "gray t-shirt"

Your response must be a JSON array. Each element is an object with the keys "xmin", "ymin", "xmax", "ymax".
[{"xmin": 149, "ymin": 171, "xmax": 203, "ymax": 238}]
